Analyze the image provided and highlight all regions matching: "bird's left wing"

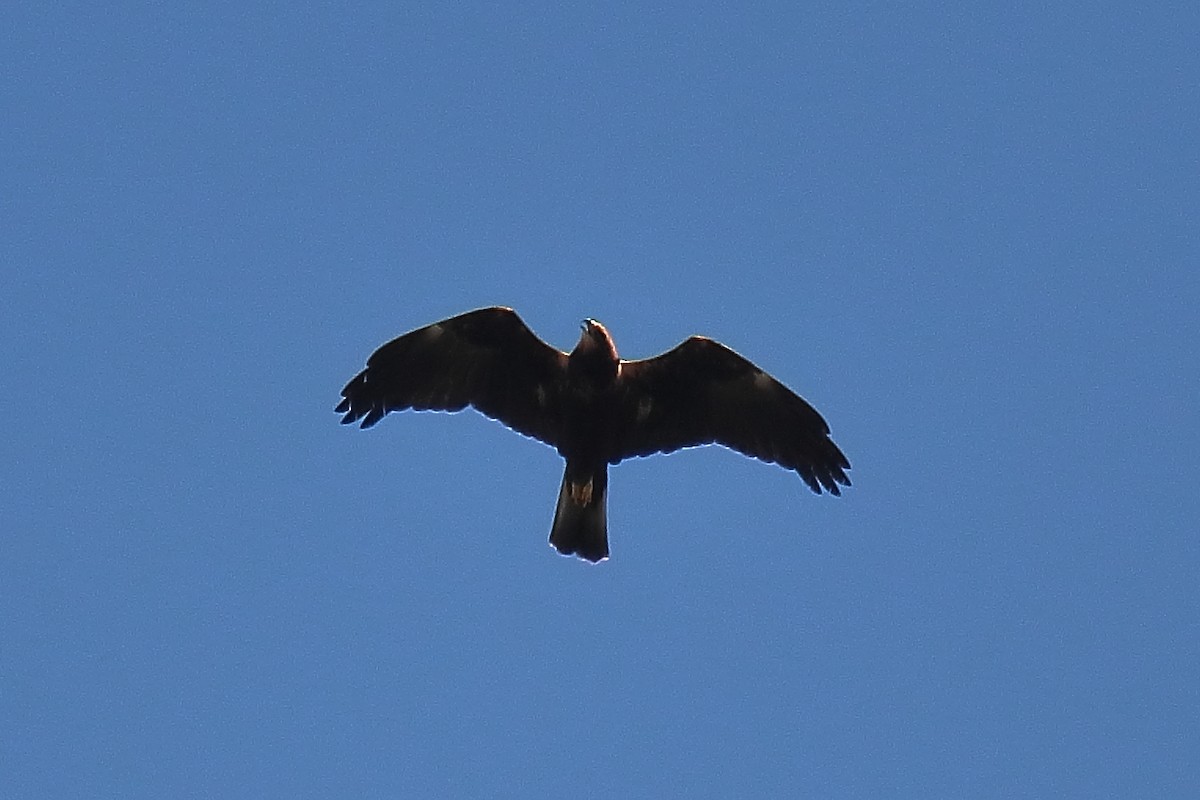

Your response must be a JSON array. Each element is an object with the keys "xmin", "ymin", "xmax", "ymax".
[
  {"xmin": 611, "ymin": 337, "xmax": 851, "ymax": 494},
  {"xmin": 336, "ymin": 307, "xmax": 568, "ymax": 447}
]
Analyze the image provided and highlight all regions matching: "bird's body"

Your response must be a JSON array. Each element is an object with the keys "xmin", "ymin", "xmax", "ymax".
[
  {"xmin": 549, "ymin": 327, "xmax": 622, "ymax": 560},
  {"xmin": 336, "ymin": 307, "xmax": 850, "ymax": 562}
]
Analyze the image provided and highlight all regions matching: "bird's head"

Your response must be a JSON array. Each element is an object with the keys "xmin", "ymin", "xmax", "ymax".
[{"xmin": 573, "ymin": 317, "xmax": 619, "ymax": 363}]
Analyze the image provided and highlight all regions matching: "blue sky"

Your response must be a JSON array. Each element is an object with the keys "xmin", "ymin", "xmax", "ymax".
[{"xmin": 3, "ymin": 3, "xmax": 1197, "ymax": 797}]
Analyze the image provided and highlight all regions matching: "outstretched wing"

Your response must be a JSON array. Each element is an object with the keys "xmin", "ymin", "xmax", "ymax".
[
  {"xmin": 336, "ymin": 307, "xmax": 568, "ymax": 447},
  {"xmin": 612, "ymin": 337, "xmax": 851, "ymax": 494}
]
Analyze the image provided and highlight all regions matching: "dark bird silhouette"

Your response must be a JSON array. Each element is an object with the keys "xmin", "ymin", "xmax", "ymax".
[{"xmin": 336, "ymin": 307, "xmax": 850, "ymax": 562}]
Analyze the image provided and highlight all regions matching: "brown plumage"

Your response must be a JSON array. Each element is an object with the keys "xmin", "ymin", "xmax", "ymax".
[{"xmin": 336, "ymin": 306, "xmax": 850, "ymax": 562}]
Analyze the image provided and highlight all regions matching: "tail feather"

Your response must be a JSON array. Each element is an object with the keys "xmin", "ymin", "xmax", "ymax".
[{"xmin": 549, "ymin": 465, "xmax": 609, "ymax": 562}]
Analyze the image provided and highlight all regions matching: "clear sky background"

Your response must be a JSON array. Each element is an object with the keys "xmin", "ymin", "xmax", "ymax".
[{"xmin": 3, "ymin": 3, "xmax": 1197, "ymax": 798}]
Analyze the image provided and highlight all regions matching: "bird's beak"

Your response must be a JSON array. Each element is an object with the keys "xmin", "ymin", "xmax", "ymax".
[{"xmin": 580, "ymin": 319, "xmax": 594, "ymax": 335}]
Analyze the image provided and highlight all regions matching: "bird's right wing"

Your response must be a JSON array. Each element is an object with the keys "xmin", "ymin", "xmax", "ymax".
[{"xmin": 336, "ymin": 307, "xmax": 569, "ymax": 447}]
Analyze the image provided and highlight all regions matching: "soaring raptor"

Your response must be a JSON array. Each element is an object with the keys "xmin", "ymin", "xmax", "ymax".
[{"xmin": 336, "ymin": 307, "xmax": 850, "ymax": 562}]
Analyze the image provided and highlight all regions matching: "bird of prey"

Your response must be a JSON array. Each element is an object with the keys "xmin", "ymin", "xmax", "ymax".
[{"xmin": 336, "ymin": 307, "xmax": 850, "ymax": 562}]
